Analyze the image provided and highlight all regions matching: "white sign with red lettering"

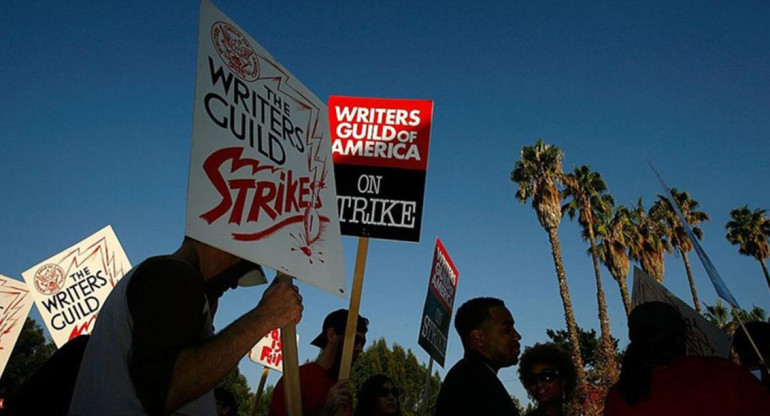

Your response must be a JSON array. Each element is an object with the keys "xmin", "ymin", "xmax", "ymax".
[
  {"xmin": 0, "ymin": 275, "xmax": 34, "ymax": 378},
  {"xmin": 248, "ymin": 329, "xmax": 299, "ymax": 372},
  {"xmin": 186, "ymin": 0, "xmax": 345, "ymax": 296},
  {"xmin": 21, "ymin": 225, "xmax": 131, "ymax": 347}
]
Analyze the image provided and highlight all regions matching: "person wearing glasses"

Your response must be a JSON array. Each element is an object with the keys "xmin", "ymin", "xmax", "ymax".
[
  {"xmin": 269, "ymin": 309, "xmax": 369, "ymax": 416},
  {"xmin": 354, "ymin": 374, "xmax": 403, "ymax": 416},
  {"xmin": 436, "ymin": 297, "xmax": 522, "ymax": 416},
  {"xmin": 518, "ymin": 343, "xmax": 576, "ymax": 416}
]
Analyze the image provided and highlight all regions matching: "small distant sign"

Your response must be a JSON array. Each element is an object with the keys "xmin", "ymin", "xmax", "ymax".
[
  {"xmin": 21, "ymin": 226, "xmax": 130, "ymax": 347},
  {"xmin": 418, "ymin": 238, "xmax": 459, "ymax": 366},
  {"xmin": 249, "ymin": 328, "xmax": 299, "ymax": 372}
]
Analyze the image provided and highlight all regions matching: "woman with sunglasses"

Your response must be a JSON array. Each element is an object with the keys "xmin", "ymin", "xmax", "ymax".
[
  {"xmin": 354, "ymin": 374, "xmax": 402, "ymax": 416},
  {"xmin": 518, "ymin": 343, "xmax": 577, "ymax": 416}
]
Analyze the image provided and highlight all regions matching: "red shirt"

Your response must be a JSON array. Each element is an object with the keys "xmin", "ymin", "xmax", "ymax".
[
  {"xmin": 604, "ymin": 356, "xmax": 770, "ymax": 416},
  {"xmin": 268, "ymin": 363, "xmax": 352, "ymax": 416}
]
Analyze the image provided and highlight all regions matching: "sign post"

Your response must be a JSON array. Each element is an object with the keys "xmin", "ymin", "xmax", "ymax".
[
  {"xmin": 248, "ymin": 328, "xmax": 299, "ymax": 416},
  {"xmin": 337, "ymin": 237, "xmax": 369, "ymax": 381},
  {"xmin": 419, "ymin": 357, "xmax": 434, "ymax": 416},
  {"xmin": 277, "ymin": 274, "xmax": 301, "ymax": 416},
  {"xmin": 329, "ymin": 96, "xmax": 434, "ymax": 380},
  {"xmin": 250, "ymin": 367, "xmax": 270, "ymax": 416},
  {"xmin": 191, "ymin": 1, "xmax": 347, "ymax": 413}
]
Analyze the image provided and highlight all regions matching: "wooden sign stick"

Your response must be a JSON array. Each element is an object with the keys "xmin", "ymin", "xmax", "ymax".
[
  {"xmin": 338, "ymin": 237, "xmax": 370, "ymax": 381},
  {"xmin": 732, "ymin": 306, "xmax": 768, "ymax": 370},
  {"xmin": 419, "ymin": 357, "xmax": 434, "ymax": 415},
  {"xmin": 277, "ymin": 273, "xmax": 303, "ymax": 416},
  {"xmin": 250, "ymin": 366, "xmax": 270, "ymax": 416}
]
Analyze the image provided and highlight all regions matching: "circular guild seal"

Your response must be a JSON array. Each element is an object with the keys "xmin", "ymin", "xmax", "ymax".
[
  {"xmin": 34, "ymin": 263, "xmax": 66, "ymax": 295},
  {"xmin": 211, "ymin": 21, "xmax": 260, "ymax": 82}
]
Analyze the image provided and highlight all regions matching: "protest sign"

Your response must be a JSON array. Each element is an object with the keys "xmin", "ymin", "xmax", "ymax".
[
  {"xmin": 187, "ymin": 0, "xmax": 345, "ymax": 297},
  {"xmin": 248, "ymin": 328, "xmax": 300, "ymax": 372},
  {"xmin": 418, "ymin": 238, "xmax": 459, "ymax": 367},
  {"xmin": 0, "ymin": 275, "xmax": 34, "ymax": 378},
  {"xmin": 21, "ymin": 225, "xmax": 130, "ymax": 347},
  {"xmin": 329, "ymin": 96, "xmax": 433, "ymax": 242},
  {"xmin": 631, "ymin": 266, "xmax": 731, "ymax": 357}
]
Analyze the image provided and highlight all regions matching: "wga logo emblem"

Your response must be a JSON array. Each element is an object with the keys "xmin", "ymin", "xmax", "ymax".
[
  {"xmin": 33, "ymin": 263, "xmax": 66, "ymax": 295},
  {"xmin": 211, "ymin": 21, "xmax": 259, "ymax": 82}
]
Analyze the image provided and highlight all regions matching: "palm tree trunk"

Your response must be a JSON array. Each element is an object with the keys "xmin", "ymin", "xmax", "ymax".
[
  {"xmin": 681, "ymin": 251, "xmax": 701, "ymax": 314},
  {"xmin": 760, "ymin": 260, "xmax": 770, "ymax": 296},
  {"xmin": 587, "ymin": 224, "xmax": 618, "ymax": 385},
  {"xmin": 615, "ymin": 273, "xmax": 631, "ymax": 317},
  {"xmin": 546, "ymin": 226, "xmax": 586, "ymax": 383}
]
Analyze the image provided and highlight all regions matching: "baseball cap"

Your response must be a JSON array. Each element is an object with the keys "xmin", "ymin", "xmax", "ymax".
[
  {"xmin": 310, "ymin": 309, "xmax": 369, "ymax": 348},
  {"xmin": 237, "ymin": 261, "xmax": 267, "ymax": 287}
]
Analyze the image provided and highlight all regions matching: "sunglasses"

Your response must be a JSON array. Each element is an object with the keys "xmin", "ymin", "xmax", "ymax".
[
  {"xmin": 377, "ymin": 387, "xmax": 402, "ymax": 398},
  {"xmin": 524, "ymin": 369, "xmax": 561, "ymax": 386}
]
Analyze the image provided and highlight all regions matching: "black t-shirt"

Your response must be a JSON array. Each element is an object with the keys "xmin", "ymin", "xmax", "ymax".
[{"xmin": 126, "ymin": 256, "xmax": 211, "ymax": 416}]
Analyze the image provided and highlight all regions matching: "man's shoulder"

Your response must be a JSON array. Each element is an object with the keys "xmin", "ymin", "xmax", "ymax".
[
  {"xmin": 437, "ymin": 358, "xmax": 517, "ymax": 416},
  {"xmin": 126, "ymin": 255, "xmax": 206, "ymax": 319},
  {"xmin": 135, "ymin": 256, "xmax": 199, "ymax": 278},
  {"xmin": 673, "ymin": 355, "xmax": 744, "ymax": 377},
  {"xmin": 299, "ymin": 362, "xmax": 326, "ymax": 375},
  {"xmin": 444, "ymin": 357, "xmax": 492, "ymax": 382},
  {"xmin": 299, "ymin": 362, "xmax": 334, "ymax": 383},
  {"xmin": 439, "ymin": 357, "xmax": 495, "ymax": 398},
  {"xmin": 127, "ymin": 256, "xmax": 203, "ymax": 295}
]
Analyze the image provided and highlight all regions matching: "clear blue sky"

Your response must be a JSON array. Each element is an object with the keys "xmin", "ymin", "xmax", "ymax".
[{"xmin": 2, "ymin": 0, "xmax": 769, "ymax": 405}]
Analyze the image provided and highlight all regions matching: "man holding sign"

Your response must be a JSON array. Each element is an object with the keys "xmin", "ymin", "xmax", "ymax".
[
  {"xmin": 75, "ymin": 0, "xmax": 346, "ymax": 413},
  {"xmin": 269, "ymin": 309, "xmax": 369, "ymax": 416},
  {"xmin": 69, "ymin": 238, "xmax": 303, "ymax": 415}
]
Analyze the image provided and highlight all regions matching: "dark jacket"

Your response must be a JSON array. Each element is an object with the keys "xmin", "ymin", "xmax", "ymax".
[{"xmin": 435, "ymin": 352, "xmax": 520, "ymax": 416}]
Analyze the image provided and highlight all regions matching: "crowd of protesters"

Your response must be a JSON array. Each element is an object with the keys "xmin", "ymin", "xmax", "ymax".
[{"xmin": 1, "ymin": 238, "xmax": 769, "ymax": 416}]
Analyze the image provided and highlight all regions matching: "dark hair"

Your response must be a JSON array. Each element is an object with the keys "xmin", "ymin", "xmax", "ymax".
[
  {"xmin": 733, "ymin": 321, "xmax": 770, "ymax": 368},
  {"xmin": 619, "ymin": 302, "xmax": 686, "ymax": 406},
  {"xmin": 214, "ymin": 387, "xmax": 238, "ymax": 416},
  {"xmin": 518, "ymin": 343, "xmax": 577, "ymax": 401},
  {"xmin": 354, "ymin": 374, "xmax": 402, "ymax": 416},
  {"xmin": 454, "ymin": 297, "xmax": 505, "ymax": 350}
]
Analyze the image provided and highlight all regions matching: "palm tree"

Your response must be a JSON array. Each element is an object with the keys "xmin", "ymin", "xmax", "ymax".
[
  {"xmin": 705, "ymin": 300, "xmax": 768, "ymax": 335},
  {"xmin": 628, "ymin": 199, "xmax": 671, "ymax": 282},
  {"xmin": 595, "ymin": 205, "xmax": 636, "ymax": 316},
  {"xmin": 510, "ymin": 139, "xmax": 585, "ymax": 382},
  {"xmin": 654, "ymin": 189, "xmax": 710, "ymax": 313},
  {"xmin": 725, "ymin": 206, "xmax": 770, "ymax": 296},
  {"xmin": 562, "ymin": 165, "xmax": 618, "ymax": 385}
]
